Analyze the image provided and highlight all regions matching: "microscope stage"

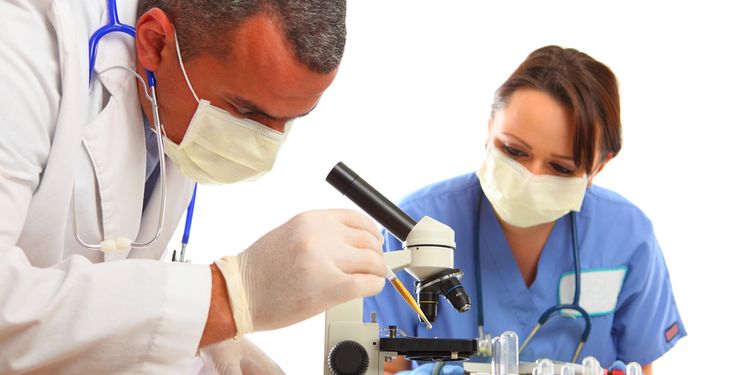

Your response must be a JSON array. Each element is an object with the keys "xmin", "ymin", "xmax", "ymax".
[{"xmin": 379, "ymin": 337, "xmax": 477, "ymax": 362}]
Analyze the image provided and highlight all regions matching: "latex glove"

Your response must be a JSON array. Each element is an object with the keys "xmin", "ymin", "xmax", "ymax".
[
  {"xmin": 396, "ymin": 363, "xmax": 465, "ymax": 375},
  {"xmin": 197, "ymin": 337, "xmax": 284, "ymax": 375},
  {"xmin": 215, "ymin": 209, "xmax": 386, "ymax": 334}
]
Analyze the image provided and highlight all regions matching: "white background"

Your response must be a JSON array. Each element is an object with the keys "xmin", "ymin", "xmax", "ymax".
[{"xmin": 174, "ymin": 1, "xmax": 750, "ymax": 373}]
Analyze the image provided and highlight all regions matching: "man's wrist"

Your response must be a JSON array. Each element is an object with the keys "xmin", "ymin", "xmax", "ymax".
[{"xmin": 199, "ymin": 263, "xmax": 236, "ymax": 348}]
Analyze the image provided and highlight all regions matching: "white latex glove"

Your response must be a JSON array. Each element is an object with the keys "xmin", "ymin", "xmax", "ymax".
[
  {"xmin": 197, "ymin": 337, "xmax": 284, "ymax": 375},
  {"xmin": 215, "ymin": 209, "xmax": 386, "ymax": 334}
]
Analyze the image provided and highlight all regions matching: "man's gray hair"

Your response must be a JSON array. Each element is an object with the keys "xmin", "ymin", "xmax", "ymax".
[{"xmin": 136, "ymin": 0, "xmax": 346, "ymax": 73}]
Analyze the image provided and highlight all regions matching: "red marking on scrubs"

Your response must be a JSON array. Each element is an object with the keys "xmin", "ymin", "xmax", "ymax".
[{"xmin": 665, "ymin": 322, "xmax": 680, "ymax": 342}]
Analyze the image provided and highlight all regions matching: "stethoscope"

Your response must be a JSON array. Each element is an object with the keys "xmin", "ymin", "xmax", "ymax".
[
  {"xmin": 474, "ymin": 194, "xmax": 591, "ymax": 363},
  {"xmin": 72, "ymin": 0, "xmax": 196, "ymax": 261}
]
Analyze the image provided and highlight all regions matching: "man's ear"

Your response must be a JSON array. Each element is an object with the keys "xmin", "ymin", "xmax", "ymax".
[
  {"xmin": 587, "ymin": 152, "xmax": 614, "ymax": 187},
  {"xmin": 135, "ymin": 8, "xmax": 174, "ymax": 72}
]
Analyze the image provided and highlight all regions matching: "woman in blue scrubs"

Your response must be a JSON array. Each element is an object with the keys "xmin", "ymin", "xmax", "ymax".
[{"xmin": 365, "ymin": 46, "xmax": 684, "ymax": 375}]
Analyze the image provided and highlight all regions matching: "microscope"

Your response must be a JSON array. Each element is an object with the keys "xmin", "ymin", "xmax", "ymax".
[{"xmin": 323, "ymin": 163, "xmax": 477, "ymax": 375}]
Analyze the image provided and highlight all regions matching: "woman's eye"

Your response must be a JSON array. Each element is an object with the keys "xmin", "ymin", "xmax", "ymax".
[
  {"xmin": 550, "ymin": 163, "xmax": 575, "ymax": 175},
  {"xmin": 502, "ymin": 145, "xmax": 527, "ymax": 157}
]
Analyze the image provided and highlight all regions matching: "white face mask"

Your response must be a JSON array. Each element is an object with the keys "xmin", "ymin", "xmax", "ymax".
[
  {"xmin": 162, "ymin": 33, "xmax": 291, "ymax": 184},
  {"xmin": 476, "ymin": 145, "xmax": 588, "ymax": 228}
]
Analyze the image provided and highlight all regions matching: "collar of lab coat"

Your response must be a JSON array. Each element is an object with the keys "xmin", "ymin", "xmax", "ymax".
[{"xmin": 91, "ymin": 0, "xmax": 138, "ymax": 97}]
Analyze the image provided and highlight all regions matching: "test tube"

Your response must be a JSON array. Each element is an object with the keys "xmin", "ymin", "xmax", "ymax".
[
  {"xmin": 560, "ymin": 364, "xmax": 576, "ymax": 375},
  {"xmin": 582, "ymin": 356, "xmax": 601, "ymax": 375},
  {"xmin": 536, "ymin": 359, "xmax": 554, "ymax": 375},
  {"xmin": 490, "ymin": 337, "xmax": 501, "ymax": 375},
  {"xmin": 626, "ymin": 362, "xmax": 643, "ymax": 375},
  {"xmin": 491, "ymin": 331, "xmax": 519, "ymax": 375}
]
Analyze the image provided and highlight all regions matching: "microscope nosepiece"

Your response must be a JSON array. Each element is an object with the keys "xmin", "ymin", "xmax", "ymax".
[
  {"xmin": 416, "ymin": 268, "xmax": 471, "ymax": 322},
  {"xmin": 447, "ymin": 287, "xmax": 471, "ymax": 313},
  {"xmin": 444, "ymin": 277, "xmax": 471, "ymax": 313}
]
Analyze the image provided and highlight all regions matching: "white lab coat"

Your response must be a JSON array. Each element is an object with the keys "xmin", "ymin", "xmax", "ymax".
[{"xmin": 0, "ymin": 0, "xmax": 211, "ymax": 373}]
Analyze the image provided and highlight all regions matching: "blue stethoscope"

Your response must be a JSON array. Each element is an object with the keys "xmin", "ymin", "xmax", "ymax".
[
  {"xmin": 473, "ymin": 195, "xmax": 591, "ymax": 363},
  {"xmin": 72, "ymin": 0, "xmax": 196, "ymax": 260}
]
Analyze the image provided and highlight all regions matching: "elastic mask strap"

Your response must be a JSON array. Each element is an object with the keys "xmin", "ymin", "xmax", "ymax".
[
  {"xmin": 97, "ymin": 66, "xmax": 154, "ymax": 104},
  {"xmin": 174, "ymin": 31, "xmax": 200, "ymax": 104}
]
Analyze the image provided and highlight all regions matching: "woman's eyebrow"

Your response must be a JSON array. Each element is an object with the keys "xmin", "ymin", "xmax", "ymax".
[
  {"xmin": 550, "ymin": 153, "xmax": 575, "ymax": 161},
  {"xmin": 502, "ymin": 132, "xmax": 533, "ymax": 149}
]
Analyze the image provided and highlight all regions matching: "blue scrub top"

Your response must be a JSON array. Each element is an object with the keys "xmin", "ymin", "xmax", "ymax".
[{"xmin": 364, "ymin": 172, "xmax": 685, "ymax": 368}]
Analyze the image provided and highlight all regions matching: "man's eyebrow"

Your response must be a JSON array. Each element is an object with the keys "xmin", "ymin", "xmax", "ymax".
[{"xmin": 228, "ymin": 95, "xmax": 316, "ymax": 120}]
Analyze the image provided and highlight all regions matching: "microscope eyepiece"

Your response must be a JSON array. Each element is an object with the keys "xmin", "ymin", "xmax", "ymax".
[
  {"xmin": 416, "ymin": 269, "xmax": 471, "ymax": 322},
  {"xmin": 326, "ymin": 162, "xmax": 416, "ymax": 241}
]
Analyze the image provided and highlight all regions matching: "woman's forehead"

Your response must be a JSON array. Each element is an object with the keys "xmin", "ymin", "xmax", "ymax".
[{"xmin": 492, "ymin": 89, "xmax": 575, "ymax": 150}]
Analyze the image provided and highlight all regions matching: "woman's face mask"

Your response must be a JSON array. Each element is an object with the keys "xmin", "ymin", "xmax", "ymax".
[
  {"xmin": 477, "ymin": 145, "xmax": 588, "ymax": 228},
  {"xmin": 478, "ymin": 89, "xmax": 608, "ymax": 227}
]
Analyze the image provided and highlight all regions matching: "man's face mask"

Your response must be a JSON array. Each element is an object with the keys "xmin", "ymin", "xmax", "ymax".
[
  {"xmin": 160, "ymin": 33, "xmax": 292, "ymax": 185},
  {"xmin": 477, "ymin": 145, "xmax": 588, "ymax": 228}
]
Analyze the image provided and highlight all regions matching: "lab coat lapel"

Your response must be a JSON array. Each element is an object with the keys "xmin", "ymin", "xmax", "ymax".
[
  {"xmin": 130, "ymin": 158, "xmax": 194, "ymax": 260},
  {"xmin": 81, "ymin": 0, "xmax": 145, "ymax": 260},
  {"xmin": 81, "ymin": 77, "xmax": 145, "ymax": 261}
]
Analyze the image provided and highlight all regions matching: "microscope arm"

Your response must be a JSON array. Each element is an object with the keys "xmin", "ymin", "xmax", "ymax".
[{"xmin": 384, "ymin": 250, "xmax": 411, "ymax": 272}]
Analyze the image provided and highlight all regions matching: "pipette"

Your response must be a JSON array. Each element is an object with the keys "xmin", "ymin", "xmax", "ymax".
[{"xmin": 386, "ymin": 267, "xmax": 433, "ymax": 330}]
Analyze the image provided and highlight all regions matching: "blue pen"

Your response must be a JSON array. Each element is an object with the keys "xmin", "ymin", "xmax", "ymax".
[{"xmin": 179, "ymin": 184, "xmax": 197, "ymax": 262}]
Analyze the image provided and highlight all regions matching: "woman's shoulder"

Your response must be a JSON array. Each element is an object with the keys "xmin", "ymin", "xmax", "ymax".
[
  {"xmin": 583, "ymin": 184, "xmax": 655, "ymax": 235},
  {"xmin": 399, "ymin": 172, "xmax": 480, "ymax": 211}
]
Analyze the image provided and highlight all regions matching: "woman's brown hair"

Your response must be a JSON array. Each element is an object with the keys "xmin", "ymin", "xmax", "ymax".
[{"xmin": 492, "ymin": 45, "xmax": 622, "ymax": 174}]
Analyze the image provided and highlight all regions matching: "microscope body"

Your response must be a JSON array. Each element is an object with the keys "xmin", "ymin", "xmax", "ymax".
[
  {"xmin": 323, "ymin": 162, "xmax": 473, "ymax": 375},
  {"xmin": 324, "ymin": 216, "xmax": 459, "ymax": 375}
]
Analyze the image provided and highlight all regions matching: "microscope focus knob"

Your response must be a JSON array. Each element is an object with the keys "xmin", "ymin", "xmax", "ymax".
[{"xmin": 328, "ymin": 340, "xmax": 369, "ymax": 375}]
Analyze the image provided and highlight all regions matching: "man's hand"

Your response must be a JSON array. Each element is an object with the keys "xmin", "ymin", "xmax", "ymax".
[{"xmin": 215, "ymin": 209, "xmax": 387, "ymax": 334}]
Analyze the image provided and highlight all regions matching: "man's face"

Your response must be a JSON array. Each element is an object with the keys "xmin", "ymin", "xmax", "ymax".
[{"xmin": 136, "ymin": 11, "xmax": 338, "ymax": 144}]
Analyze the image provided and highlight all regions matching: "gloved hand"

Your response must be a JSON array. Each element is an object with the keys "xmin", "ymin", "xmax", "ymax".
[
  {"xmin": 215, "ymin": 209, "xmax": 386, "ymax": 334},
  {"xmin": 396, "ymin": 363, "xmax": 465, "ymax": 375},
  {"xmin": 197, "ymin": 337, "xmax": 284, "ymax": 375}
]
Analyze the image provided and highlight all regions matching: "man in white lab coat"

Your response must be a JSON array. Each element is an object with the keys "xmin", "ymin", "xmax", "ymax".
[{"xmin": 0, "ymin": 0, "xmax": 386, "ymax": 373}]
